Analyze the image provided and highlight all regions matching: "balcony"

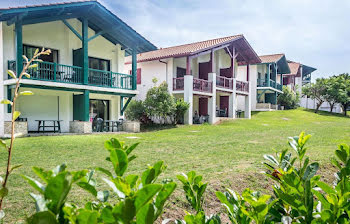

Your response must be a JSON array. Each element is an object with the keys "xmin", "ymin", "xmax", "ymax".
[
  {"xmin": 257, "ymin": 78, "xmax": 282, "ymax": 91},
  {"xmin": 8, "ymin": 60, "xmax": 133, "ymax": 90},
  {"xmin": 172, "ymin": 77, "xmax": 212, "ymax": 93},
  {"xmin": 236, "ymin": 80, "xmax": 249, "ymax": 93},
  {"xmin": 216, "ymin": 75, "xmax": 233, "ymax": 90}
]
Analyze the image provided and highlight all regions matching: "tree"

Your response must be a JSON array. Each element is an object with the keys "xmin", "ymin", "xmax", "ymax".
[
  {"xmin": 323, "ymin": 77, "xmax": 338, "ymax": 113},
  {"xmin": 143, "ymin": 81, "xmax": 176, "ymax": 122},
  {"xmin": 302, "ymin": 78, "xmax": 327, "ymax": 113},
  {"xmin": 332, "ymin": 73, "xmax": 350, "ymax": 116},
  {"xmin": 278, "ymin": 86, "xmax": 300, "ymax": 109}
]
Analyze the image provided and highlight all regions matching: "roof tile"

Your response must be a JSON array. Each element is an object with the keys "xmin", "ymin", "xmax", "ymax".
[{"xmin": 259, "ymin": 53, "xmax": 284, "ymax": 63}]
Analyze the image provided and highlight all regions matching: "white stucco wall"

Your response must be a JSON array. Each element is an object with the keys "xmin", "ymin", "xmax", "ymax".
[{"xmin": 237, "ymin": 64, "xmax": 257, "ymax": 111}]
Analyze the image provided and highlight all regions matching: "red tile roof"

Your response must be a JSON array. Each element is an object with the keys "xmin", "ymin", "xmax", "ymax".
[
  {"xmin": 0, "ymin": 0, "xmax": 94, "ymax": 9},
  {"xmin": 126, "ymin": 34, "xmax": 260, "ymax": 64},
  {"xmin": 286, "ymin": 61, "xmax": 301, "ymax": 76},
  {"xmin": 259, "ymin": 53, "xmax": 285, "ymax": 63}
]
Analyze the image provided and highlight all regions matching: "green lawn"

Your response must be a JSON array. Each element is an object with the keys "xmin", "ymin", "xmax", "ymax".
[{"xmin": 1, "ymin": 108, "xmax": 350, "ymax": 222}]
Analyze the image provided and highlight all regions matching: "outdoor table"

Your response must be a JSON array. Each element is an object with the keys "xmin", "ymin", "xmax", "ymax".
[{"xmin": 36, "ymin": 120, "xmax": 63, "ymax": 133}]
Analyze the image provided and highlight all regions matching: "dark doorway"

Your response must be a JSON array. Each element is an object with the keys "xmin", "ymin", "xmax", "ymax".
[
  {"xmin": 199, "ymin": 98, "xmax": 208, "ymax": 116},
  {"xmin": 220, "ymin": 96, "xmax": 229, "ymax": 117},
  {"xmin": 89, "ymin": 99, "xmax": 110, "ymax": 121},
  {"xmin": 199, "ymin": 62, "xmax": 210, "ymax": 80}
]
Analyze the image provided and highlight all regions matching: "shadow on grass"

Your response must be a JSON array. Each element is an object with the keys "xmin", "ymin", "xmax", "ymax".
[
  {"xmin": 140, "ymin": 123, "xmax": 178, "ymax": 132},
  {"xmin": 300, "ymin": 108, "xmax": 349, "ymax": 118}
]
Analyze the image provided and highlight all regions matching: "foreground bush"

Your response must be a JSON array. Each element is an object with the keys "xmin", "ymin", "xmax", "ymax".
[{"xmin": 20, "ymin": 133, "xmax": 350, "ymax": 223}]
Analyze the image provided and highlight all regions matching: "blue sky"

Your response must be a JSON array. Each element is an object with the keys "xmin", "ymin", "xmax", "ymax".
[{"xmin": 2, "ymin": 0, "xmax": 350, "ymax": 80}]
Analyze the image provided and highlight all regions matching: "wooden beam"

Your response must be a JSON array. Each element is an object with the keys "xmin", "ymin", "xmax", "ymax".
[
  {"xmin": 231, "ymin": 47, "xmax": 236, "ymax": 78},
  {"xmin": 82, "ymin": 18, "xmax": 88, "ymax": 85},
  {"xmin": 121, "ymin": 97, "xmax": 132, "ymax": 115},
  {"xmin": 246, "ymin": 64, "xmax": 250, "ymax": 81},
  {"xmin": 22, "ymin": 13, "xmax": 81, "ymax": 25},
  {"xmin": 87, "ymin": 30, "xmax": 105, "ymax": 42},
  {"xmin": 186, "ymin": 56, "xmax": 191, "ymax": 75},
  {"xmin": 7, "ymin": 12, "xmax": 28, "ymax": 25},
  {"xmin": 225, "ymin": 46, "xmax": 233, "ymax": 58},
  {"xmin": 62, "ymin": 19, "xmax": 82, "ymax": 40},
  {"xmin": 15, "ymin": 21, "xmax": 23, "ymax": 77}
]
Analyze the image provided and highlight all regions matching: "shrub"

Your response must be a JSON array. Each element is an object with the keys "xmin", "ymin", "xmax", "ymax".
[
  {"xmin": 124, "ymin": 99, "xmax": 147, "ymax": 122},
  {"xmin": 174, "ymin": 99, "xmax": 190, "ymax": 124},
  {"xmin": 144, "ymin": 82, "xmax": 176, "ymax": 120},
  {"xmin": 278, "ymin": 86, "xmax": 300, "ymax": 109}
]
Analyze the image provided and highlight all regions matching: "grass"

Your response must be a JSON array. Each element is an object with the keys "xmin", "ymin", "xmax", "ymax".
[{"xmin": 1, "ymin": 108, "xmax": 350, "ymax": 222}]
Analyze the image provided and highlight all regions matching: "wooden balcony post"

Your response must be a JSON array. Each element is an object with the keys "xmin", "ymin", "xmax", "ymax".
[
  {"xmin": 15, "ymin": 21, "xmax": 23, "ymax": 77},
  {"xmin": 82, "ymin": 18, "xmax": 88, "ymax": 85},
  {"xmin": 132, "ymin": 49, "xmax": 137, "ymax": 90},
  {"xmin": 231, "ymin": 47, "xmax": 235, "ymax": 78},
  {"xmin": 267, "ymin": 64, "xmax": 271, "ymax": 87},
  {"xmin": 246, "ymin": 64, "xmax": 249, "ymax": 81},
  {"xmin": 186, "ymin": 56, "xmax": 191, "ymax": 75}
]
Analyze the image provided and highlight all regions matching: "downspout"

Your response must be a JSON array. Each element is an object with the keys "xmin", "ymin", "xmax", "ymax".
[{"xmin": 159, "ymin": 59, "xmax": 168, "ymax": 83}]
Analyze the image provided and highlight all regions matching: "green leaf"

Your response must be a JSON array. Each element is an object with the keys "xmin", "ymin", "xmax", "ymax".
[
  {"xmin": 105, "ymin": 138, "xmax": 122, "ymax": 150},
  {"xmin": 303, "ymin": 162, "xmax": 319, "ymax": 181},
  {"xmin": 110, "ymin": 149, "xmax": 128, "ymax": 176},
  {"xmin": 136, "ymin": 203, "xmax": 155, "ymax": 224},
  {"xmin": 22, "ymin": 55, "xmax": 29, "ymax": 62},
  {"xmin": 34, "ymin": 48, "xmax": 39, "ymax": 55},
  {"xmin": 23, "ymin": 72, "xmax": 31, "ymax": 78},
  {"xmin": 125, "ymin": 174, "xmax": 139, "ymax": 188},
  {"xmin": 77, "ymin": 181, "xmax": 97, "ymax": 197},
  {"xmin": 30, "ymin": 193, "xmax": 48, "ymax": 212},
  {"xmin": 13, "ymin": 111, "xmax": 21, "ymax": 121},
  {"xmin": 28, "ymin": 64, "xmax": 38, "ymax": 69},
  {"xmin": 317, "ymin": 181, "xmax": 336, "ymax": 195},
  {"xmin": 32, "ymin": 167, "xmax": 52, "ymax": 184},
  {"xmin": 97, "ymin": 190, "xmax": 109, "ymax": 202},
  {"xmin": 0, "ymin": 187, "xmax": 8, "ymax": 198},
  {"xmin": 0, "ymin": 139, "xmax": 7, "ymax": 150},
  {"xmin": 113, "ymin": 177, "xmax": 131, "ymax": 196},
  {"xmin": 27, "ymin": 211, "xmax": 58, "ymax": 224},
  {"xmin": 22, "ymin": 175, "xmax": 45, "ymax": 194},
  {"xmin": 76, "ymin": 209, "xmax": 98, "ymax": 224},
  {"xmin": 19, "ymin": 91, "xmax": 34, "ymax": 96},
  {"xmin": 125, "ymin": 142, "xmax": 139, "ymax": 155},
  {"xmin": 95, "ymin": 167, "xmax": 113, "ymax": 178},
  {"xmin": 135, "ymin": 184, "xmax": 162, "ymax": 212},
  {"xmin": 0, "ymin": 99, "xmax": 11, "ymax": 105},
  {"xmin": 44, "ymin": 172, "xmax": 72, "ymax": 214},
  {"xmin": 7, "ymin": 70, "xmax": 16, "ymax": 79},
  {"xmin": 154, "ymin": 182, "xmax": 176, "ymax": 217},
  {"xmin": 10, "ymin": 164, "xmax": 22, "ymax": 173},
  {"xmin": 335, "ymin": 149, "xmax": 347, "ymax": 163},
  {"xmin": 101, "ymin": 207, "xmax": 115, "ymax": 223}
]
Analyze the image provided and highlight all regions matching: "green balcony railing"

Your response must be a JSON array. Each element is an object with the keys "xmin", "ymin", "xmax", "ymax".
[
  {"xmin": 8, "ymin": 60, "xmax": 133, "ymax": 90},
  {"xmin": 257, "ymin": 78, "xmax": 282, "ymax": 91}
]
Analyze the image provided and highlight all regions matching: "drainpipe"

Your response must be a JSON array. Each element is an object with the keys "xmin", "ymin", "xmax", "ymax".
[{"xmin": 159, "ymin": 59, "xmax": 168, "ymax": 83}]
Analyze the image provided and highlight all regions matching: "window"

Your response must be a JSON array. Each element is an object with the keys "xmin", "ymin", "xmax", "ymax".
[
  {"xmin": 89, "ymin": 57, "xmax": 110, "ymax": 71},
  {"xmin": 23, "ymin": 44, "xmax": 59, "ymax": 63},
  {"xmin": 177, "ymin": 67, "xmax": 186, "ymax": 78},
  {"xmin": 137, "ymin": 68, "xmax": 141, "ymax": 84},
  {"xmin": 129, "ymin": 68, "xmax": 142, "ymax": 85}
]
